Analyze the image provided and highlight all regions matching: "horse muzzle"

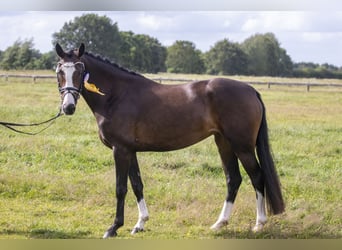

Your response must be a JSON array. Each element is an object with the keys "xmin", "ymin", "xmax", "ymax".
[
  {"xmin": 62, "ymin": 103, "xmax": 76, "ymax": 115},
  {"xmin": 61, "ymin": 92, "xmax": 77, "ymax": 115}
]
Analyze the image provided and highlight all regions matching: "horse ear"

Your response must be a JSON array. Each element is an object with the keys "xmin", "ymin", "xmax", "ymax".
[
  {"xmin": 77, "ymin": 43, "xmax": 85, "ymax": 57},
  {"xmin": 55, "ymin": 43, "xmax": 65, "ymax": 58}
]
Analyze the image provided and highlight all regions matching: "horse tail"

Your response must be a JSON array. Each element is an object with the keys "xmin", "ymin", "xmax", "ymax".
[{"xmin": 256, "ymin": 92, "xmax": 285, "ymax": 215}]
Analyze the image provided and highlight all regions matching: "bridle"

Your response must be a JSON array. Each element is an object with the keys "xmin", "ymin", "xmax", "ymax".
[{"xmin": 56, "ymin": 61, "xmax": 86, "ymax": 103}]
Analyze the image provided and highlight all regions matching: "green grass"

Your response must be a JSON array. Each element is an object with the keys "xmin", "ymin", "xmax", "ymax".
[{"xmin": 0, "ymin": 73, "xmax": 341, "ymax": 239}]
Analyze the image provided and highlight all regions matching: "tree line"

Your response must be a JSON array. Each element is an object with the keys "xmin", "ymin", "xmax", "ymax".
[{"xmin": 0, "ymin": 13, "xmax": 341, "ymax": 79}]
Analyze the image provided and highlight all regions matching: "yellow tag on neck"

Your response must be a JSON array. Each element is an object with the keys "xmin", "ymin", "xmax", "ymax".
[{"xmin": 83, "ymin": 73, "xmax": 105, "ymax": 96}]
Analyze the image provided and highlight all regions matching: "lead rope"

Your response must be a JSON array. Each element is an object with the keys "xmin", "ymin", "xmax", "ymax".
[{"xmin": 0, "ymin": 108, "xmax": 63, "ymax": 135}]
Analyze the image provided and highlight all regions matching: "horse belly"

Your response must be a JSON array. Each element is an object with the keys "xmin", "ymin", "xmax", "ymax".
[
  {"xmin": 134, "ymin": 112, "xmax": 215, "ymax": 151},
  {"xmin": 135, "ymin": 130, "xmax": 213, "ymax": 152}
]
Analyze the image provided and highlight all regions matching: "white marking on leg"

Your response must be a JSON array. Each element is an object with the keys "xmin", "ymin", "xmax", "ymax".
[
  {"xmin": 103, "ymin": 231, "xmax": 110, "ymax": 239},
  {"xmin": 253, "ymin": 191, "xmax": 267, "ymax": 232},
  {"xmin": 211, "ymin": 201, "xmax": 233, "ymax": 230},
  {"xmin": 131, "ymin": 198, "xmax": 149, "ymax": 234}
]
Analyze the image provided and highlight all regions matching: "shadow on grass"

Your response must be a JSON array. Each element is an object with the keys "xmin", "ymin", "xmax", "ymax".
[
  {"xmin": 0, "ymin": 228, "xmax": 92, "ymax": 239},
  {"xmin": 212, "ymin": 224, "xmax": 341, "ymax": 239}
]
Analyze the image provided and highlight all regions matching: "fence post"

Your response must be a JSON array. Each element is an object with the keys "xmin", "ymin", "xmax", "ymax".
[
  {"xmin": 268, "ymin": 82, "xmax": 271, "ymax": 89},
  {"xmin": 306, "ymin": 84, "xmax": 310, "ymax": 92}
]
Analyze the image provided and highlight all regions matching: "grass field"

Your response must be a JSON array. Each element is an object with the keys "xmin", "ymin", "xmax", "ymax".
[{"xmin": 0, "ymin": 72, "xmax": 341, "ymax": 239}]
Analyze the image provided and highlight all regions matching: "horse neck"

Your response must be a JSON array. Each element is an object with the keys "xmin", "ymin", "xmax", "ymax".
[
  {"xmin": 80, "ymin": 55, "xmax": 154, "ymax": 117},
  {"xmin": 81, "ymin": 54, "xmax": 152, "ymax": 93}
]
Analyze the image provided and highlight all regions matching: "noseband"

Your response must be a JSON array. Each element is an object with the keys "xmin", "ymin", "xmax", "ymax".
[{"xmin": 56, "ymin": 61, "xmax": 85, "ymax": 102}]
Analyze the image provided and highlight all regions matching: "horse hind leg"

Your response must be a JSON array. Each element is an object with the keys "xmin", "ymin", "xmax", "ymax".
[
  {"xmin": 211, "ymin": 134, "xmax": 242, "ymax": 230},
  {"xmin": 236, "ymin": 150, "xmax": 267, "ymax": 232}
]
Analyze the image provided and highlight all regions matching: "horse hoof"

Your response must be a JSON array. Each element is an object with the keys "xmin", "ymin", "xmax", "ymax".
[
  {"xmin": 103, "ymin": 229, "xmax": 117, "ymax": 238},
  {"xmin": 210, "ymin": 220, "xmax": 228, "ymax": 231},
  {"xmin": 131, "ymin": 227, "xmax": 144, "ymax": 235},
  {"xmin": 252, "ymin": 223, "xmax": 264, "ymax": 232}
]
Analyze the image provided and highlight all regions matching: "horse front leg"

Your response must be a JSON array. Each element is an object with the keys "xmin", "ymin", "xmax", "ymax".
[
  {"xmin": 103, "ymin": 147, "xmax": 131, "ymax": 238},
  {"xmin": 129, "ymin": 154, "xmax": 149, "ymax": 234}
]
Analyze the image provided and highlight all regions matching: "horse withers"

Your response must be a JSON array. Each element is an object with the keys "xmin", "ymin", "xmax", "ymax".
[{"xmin": 55, "ymin": 43, "xmax": 285, "ymax": 238}]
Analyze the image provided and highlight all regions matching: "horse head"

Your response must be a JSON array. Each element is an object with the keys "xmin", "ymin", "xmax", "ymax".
[{"xmin": 55, "ymin": 43, "xmax": 85, "ymax": 115}]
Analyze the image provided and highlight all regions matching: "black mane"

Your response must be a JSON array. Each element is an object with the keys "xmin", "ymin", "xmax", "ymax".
[{"xmin": 83, "ymin": 52, "xmax": 145, "ymax": 79}]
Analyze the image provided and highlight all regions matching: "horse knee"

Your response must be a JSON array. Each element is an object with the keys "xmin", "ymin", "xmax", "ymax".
[
  {"xmin": 230, "ymin": 174, "xmax": 242, "ymax": 188},
  {"xmin": 116, "ymin": 186, "xmax": 128, "ymax": 199}
]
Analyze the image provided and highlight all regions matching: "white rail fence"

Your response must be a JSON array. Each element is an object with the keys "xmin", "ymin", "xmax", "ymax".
[{"xmin": 1, "ymin": 74, "xmax": 342, "ymax": 92}]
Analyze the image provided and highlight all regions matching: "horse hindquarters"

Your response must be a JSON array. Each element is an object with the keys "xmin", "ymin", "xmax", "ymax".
[{"xmin": 208, "ymin": 80, "xmax": 278, "ymax": 231}]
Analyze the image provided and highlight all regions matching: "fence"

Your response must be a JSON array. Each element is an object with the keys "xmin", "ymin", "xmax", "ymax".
[
  {"xmin": 150, "ymin": 77, "xmax": 342, "ymax": 92},
  {"xmin": 0, "ymin": 74, "xmax": 55, "ymax": 83},
  {"xmin": 1, "ymin": 74, "xmax": 342, "ymax": 92}
]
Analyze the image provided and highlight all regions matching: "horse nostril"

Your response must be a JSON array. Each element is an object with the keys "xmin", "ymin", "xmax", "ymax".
[{"xmin": 63, "ymin": 104, "xmax": 76, "ymax": 115}]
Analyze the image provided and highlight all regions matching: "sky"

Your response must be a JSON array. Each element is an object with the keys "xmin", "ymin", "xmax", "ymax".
[{"xmin": 0, "ymin": 11, "xmax": 342, "ymax": 66}]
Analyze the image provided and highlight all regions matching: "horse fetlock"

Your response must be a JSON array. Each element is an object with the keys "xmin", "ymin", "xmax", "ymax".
[{"xmin": 141, "ymin": 215, "xmax": 149, "ymax": 222}]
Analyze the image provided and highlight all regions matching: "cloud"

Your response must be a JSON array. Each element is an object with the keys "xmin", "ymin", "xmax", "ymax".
[
  {"xmin": 0, "ymin": 11, "xmax": 80, "ymax": 51},
  {"xmin": 241, "ymin": 12, "xmax": 309, "ymax": 32},
  {"xmin": 301, "ymin": 32, "xmax": 325, "ymax": 42},
  {"xmin": 0, "ymin": 11, "xmax": 341, "ymax": 66},
  {"xmin": 300, "ymin": 32, "xmax": 342, "ymax": 43},
  {"xmin": 137, "ymin": 14, "xmax": 161, "ymax": 30}
]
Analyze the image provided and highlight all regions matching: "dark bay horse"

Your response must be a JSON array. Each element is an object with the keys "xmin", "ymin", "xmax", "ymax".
[{"xmin": 55, "ymin": 43, "xmax": 284, "ymax": 238}]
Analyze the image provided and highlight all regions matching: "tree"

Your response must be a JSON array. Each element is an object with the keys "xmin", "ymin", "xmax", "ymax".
[
  {"xmin": 119, "ymin": 31, "xmax": 137, "ymax": 70},
  {"xmin": 166, "ymin": 41, "xmax": 205, "ymax": 74},
  {"xmin": 139, "ymin": 34, "xmax": 167, "ymax": 73},
  {"xmin": 278, "ymin": 48, "xmax": 293, "ymax": 76},
  {"xmin": 204, "ymin": 39, "xmax": 248, "ymax": 75},
  {"xmin": 0, "ymin": 38, "xmax": 41, "ymax": 70},
  {"xmin": 241, "ymin": 33, "xmax": 293, "ymax": 76},
  {"xmin": 52, "ymin": 13, "xmax": 122, "ymax": 62},
  {"xmin": 293, "ymin": 62, "xmax": 342, "ymax": 79},
  {"xmin": 120, "ymin": 32, "xmax": 166, "ymax": 73},
  {"xmin": 0, "ymin": 41, "xmax": 20, "ymax": 70},
  {"xmin": 32, "ymin": 51, "xmax": 57, "ymax": 70}
]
